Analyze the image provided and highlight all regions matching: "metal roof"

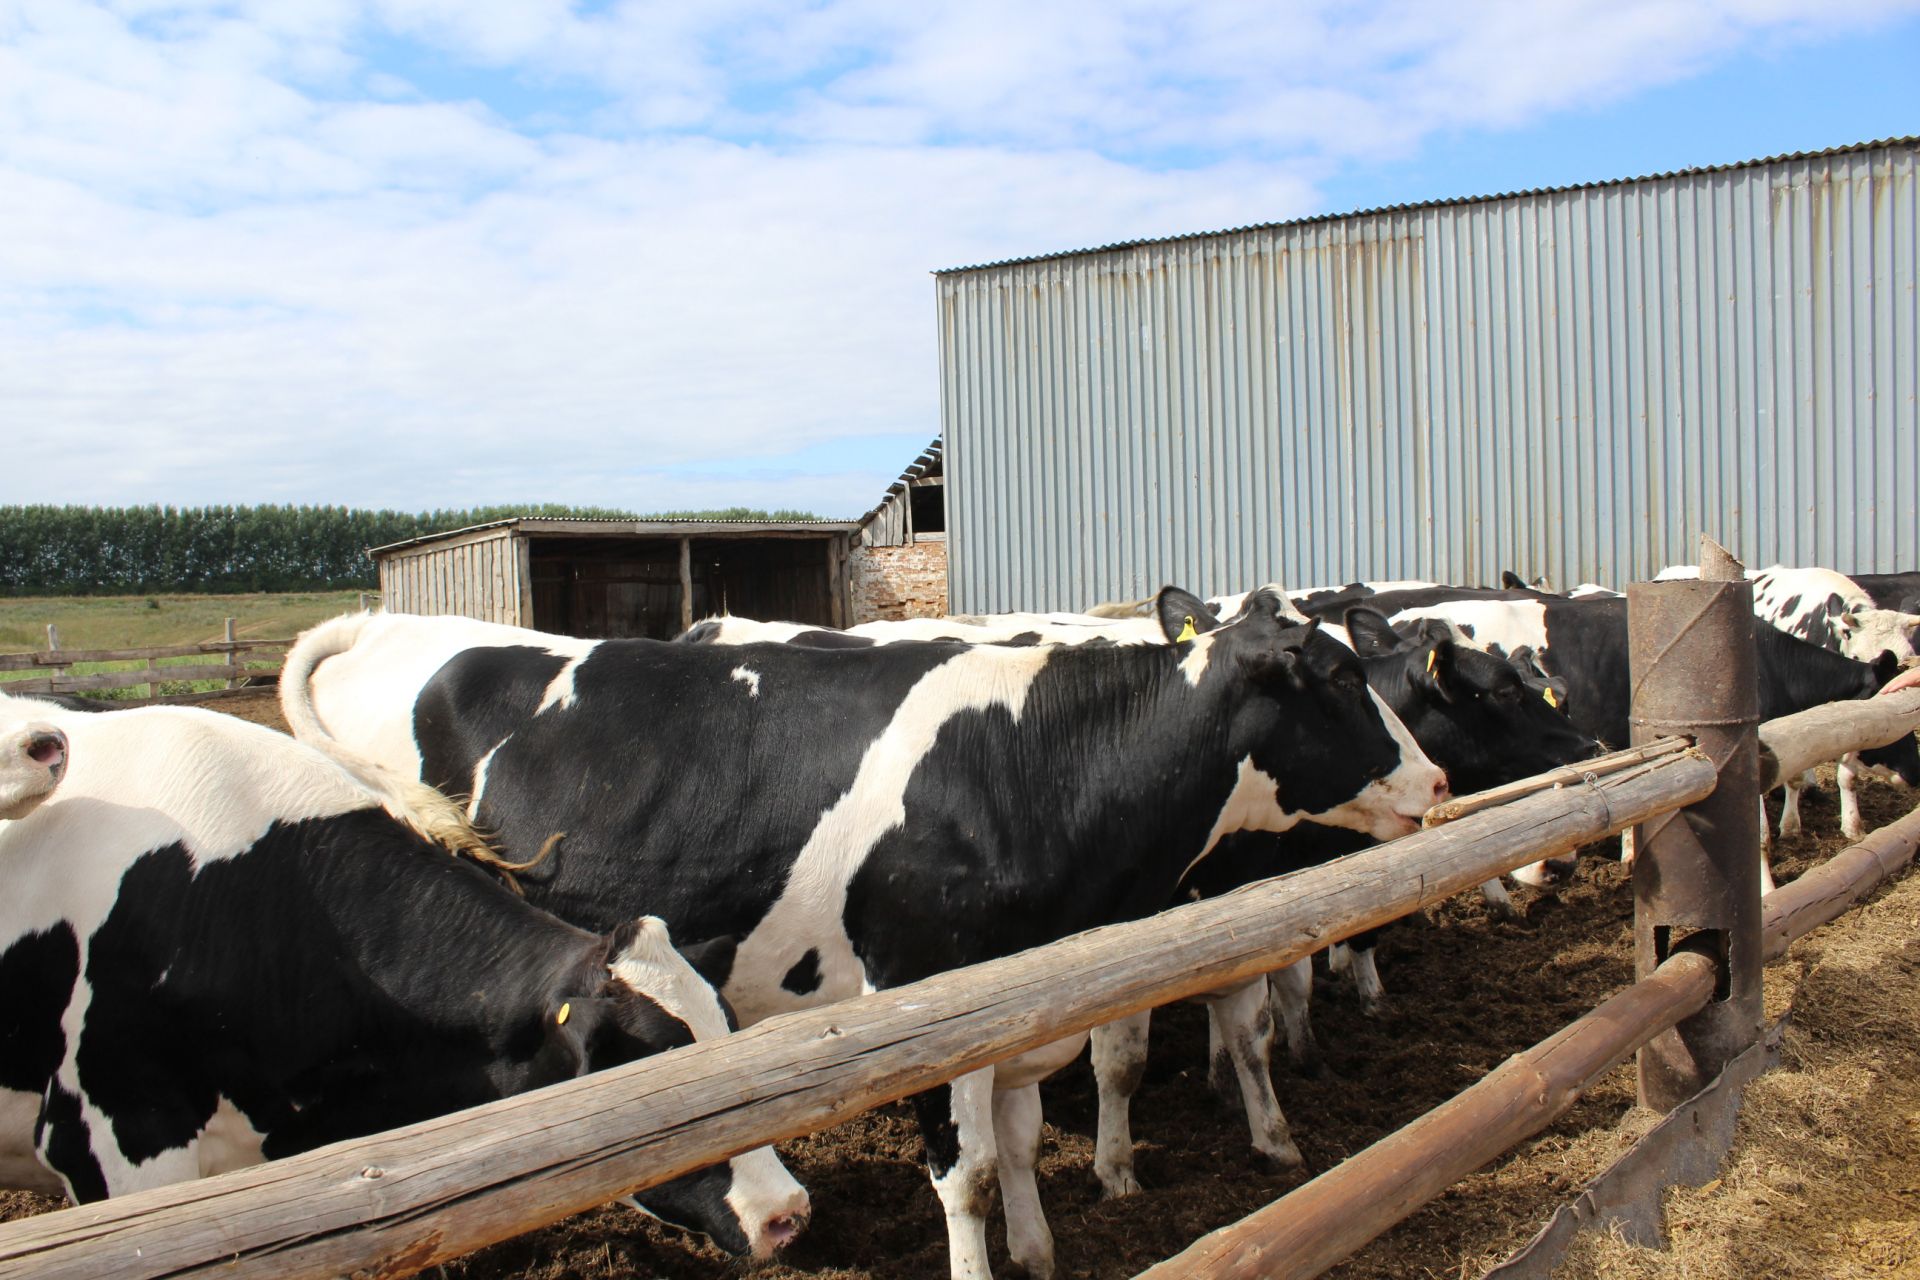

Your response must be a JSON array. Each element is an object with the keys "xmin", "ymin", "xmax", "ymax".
[
  {"xmin": 935, "ymin": 135, "xmax": 1920, "ymax": 275},
  {"xmin": 369, "ymin": 514, "xmax": 860, "ymax": 557}
]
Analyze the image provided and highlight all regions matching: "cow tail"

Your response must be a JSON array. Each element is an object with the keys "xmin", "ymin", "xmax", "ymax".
[{"xmin": 281, "ymin": 612, "xmax": 530, "ymax": 883}]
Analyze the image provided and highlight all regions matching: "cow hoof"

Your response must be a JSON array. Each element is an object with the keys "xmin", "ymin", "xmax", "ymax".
[
  {"xmin": 1487, "ymin": 899, "xmax": 1521, "ymax": 922},
  {"xmin": 1253, "ymin": 1144, "xmax": 1305, "ymax": 1174},
  {"xmin": 1095, "ymin": 1166, "xmax": 1142, "ymax": 1199},
  {"xmin": 1358, "ymin": 997, "xmax": 1384, "ymax": 1018}
]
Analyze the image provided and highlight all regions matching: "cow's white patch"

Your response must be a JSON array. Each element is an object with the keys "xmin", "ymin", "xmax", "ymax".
[
  {"xmin": 1177, "ymin": 631, "xmax": 1219, "ymax": 686},
  {"xmin": 1305, "ymin": 690, "xmax": 1447, "ymax": 839},
  {"xmin": 0, "ymin": 1089, "xmax": 61, "ymax": 1194},
  {"xmin": 1181, "ymin": 758, "xmax": 1294, "ymax": 881},
  {"xmin": 731, "ymin": 667, "xmax": 762, "ymax": 697},
  {"xmin": 469, "ymin": 738, "xmax": 508, "ymax": 820},
  {"xmin": 727, "ymin": 646, "xmax": 1050, "ymax": 1025},
  {"xmin": 607, "ymin": 916, "xmax": 734, "ymax": 1043},
  {"xmin": 198, "ymin": 1095, "xmax": 267, "ymax": 1176},
  {"xmin": 1387, "ymin": 599, "xmax": 1549, "ymax": 658},
  {"xmin": 536, "ymin": 655, "xmax": 588, "ymax": 715}
]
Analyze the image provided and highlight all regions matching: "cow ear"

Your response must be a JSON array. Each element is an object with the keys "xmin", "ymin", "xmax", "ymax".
[
  {"xmin": 1873, "ymin": 650, "xmax": 1900, "ymax": 687},
  {"xmin": 1240, "ymin": 646, "xmax": 1306, "ymax": 690},
  {"xmin": 1342, "ymin": 607, "xmax": 1402, "ymax": 657},
  {"xmin": 1501, "ymin": 570, "xmax": 1525, "ymax": 590},
  {"xmin": 1155, "ymin": 587, "xmax": 1221, "ymax": 644},
  {"xmin": 1414, "ymin": 641, "xmax": 1458, "ymax": 703}
]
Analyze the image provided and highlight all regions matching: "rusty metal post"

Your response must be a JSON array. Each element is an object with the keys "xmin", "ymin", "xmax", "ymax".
[{"xmin": 1626, "ymin": 539, "xmax": 1763, "ymax": 1110}]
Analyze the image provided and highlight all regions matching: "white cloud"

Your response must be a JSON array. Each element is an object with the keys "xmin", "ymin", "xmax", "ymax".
[{"xmin": 0, "ymin": 0, "xmax": 1915, "ymax": 513}]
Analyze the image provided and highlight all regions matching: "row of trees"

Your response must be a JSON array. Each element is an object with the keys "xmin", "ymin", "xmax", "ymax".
[{"xmin": 0, "ymin": 504, "xmax": 819, "ymax": 596}]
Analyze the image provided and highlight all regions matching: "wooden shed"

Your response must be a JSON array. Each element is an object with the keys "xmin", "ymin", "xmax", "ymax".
[{"xmin": 371, "ymin": 517, "xmax": 860, "ymax": 639}]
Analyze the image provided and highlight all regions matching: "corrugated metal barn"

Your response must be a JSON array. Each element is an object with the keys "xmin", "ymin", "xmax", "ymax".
[
  {"xmin": 373, "ymin": 517, "xmax": 859, "ymax": 639},
  {"xmin": 937, "ymin": 138, "xmax": 1919, "ymax": 613}
]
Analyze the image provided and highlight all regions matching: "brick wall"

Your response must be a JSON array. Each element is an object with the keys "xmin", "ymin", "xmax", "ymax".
[{"xmin": 850, "ymin": 539, "xmax": 948, "ymax": 622}]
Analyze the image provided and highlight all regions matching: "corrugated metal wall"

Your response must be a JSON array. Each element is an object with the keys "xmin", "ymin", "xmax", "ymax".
[
  {"xmin": 939, "ymin": 141, "xmax": 1919, "ymax": 612},
  {"xmin": 378, "ymin": 528, "xmax": 526, "ymax": 625}
]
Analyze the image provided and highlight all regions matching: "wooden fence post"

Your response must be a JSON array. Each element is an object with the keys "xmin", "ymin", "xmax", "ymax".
[
  {"xmin": 44, "ymin": 624, "xmax": 66, "ymax": 694},
  {"xmin": 224, "ymin": 619, "xmax": 238, "ymax": 690},
  {"xmin": 1627, "ymin": 537, "xmax": 1764, "ymax": 1110}
]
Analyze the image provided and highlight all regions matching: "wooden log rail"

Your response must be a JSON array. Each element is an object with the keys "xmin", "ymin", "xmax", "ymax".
[
  {"xmin": 1757, "ymin": 685, "xmax": 1920, "ymax": 790},
  {"xmin": 1141, "ymin": 799, "xmax": 1920, "ymax": 1280},
  {"xmin": 0, "ymin": 750, "xmax": 1718, "ymax": 1280}
]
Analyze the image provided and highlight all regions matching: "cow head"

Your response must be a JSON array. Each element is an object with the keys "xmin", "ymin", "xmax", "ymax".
[
  {"xmin": 1834, "ymin": 607, "xmax": 1920, "ymax": 665},
  {"xmin": 0, "ymin": 717, "xmax": 67, "ymax": 820},
  {"xmin": 547, "ymin": 917, "xmax": 808, "ymax": 1259},
  {"xmin": 1158, "ymin": 587, "xmax": 1448, "ymax": 841},
  {"xmin": 1343, "ymin": 608, "xmax": 1602, "ymax": 798},
  {"xmin": 1854, "ymin": 651, "xmax": 1920, "ymax": 787}
]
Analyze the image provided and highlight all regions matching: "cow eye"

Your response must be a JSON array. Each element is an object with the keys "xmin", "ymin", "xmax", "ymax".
[{"xmin": 1333, "ymin": 668, "xmax": 1366, "ymax": 692}]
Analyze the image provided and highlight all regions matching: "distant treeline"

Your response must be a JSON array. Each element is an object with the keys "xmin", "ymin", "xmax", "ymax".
[{"xmin": 0, "ymin": 504, "xmax": 820, "ymax": 596}]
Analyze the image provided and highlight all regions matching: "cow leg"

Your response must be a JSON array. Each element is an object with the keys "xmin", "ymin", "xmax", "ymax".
[
  {"xmin": 1620, "ymin": 825, "xmax": 1636, "ymax": 865},
  {"xmin": 1478, "ymin": 877, "xmax": 1519, "ymax": 919},
  {"xmin": 1838, "ymin": 754, "xmax": 1866, "ymax": 841},
  {"xmin": 1204, "ymin": 978, "xmax": 1302, "ymax": 1171},
  {"xmin": 1779, "ymin": 772, "xmax": 1807, "ymax": 836},
  {"xmin": 911, "ymin": 1069, "xmax": 999, "ymax": 1280},
  {"xmin": 993, "ymin": 1083, "xmax": 1053, "ymax": 1280},
  {"xmin": 1089, "ymin": 1012, "xmax": 1149, "ymax": 1198},
  {"xmin": 1266, "ymin": 956, "xmax": 1321, "ymax": 1075},
  {"xmin": 1347, "ymin": 940, "xmax": 1385, "ymax": 1014}
]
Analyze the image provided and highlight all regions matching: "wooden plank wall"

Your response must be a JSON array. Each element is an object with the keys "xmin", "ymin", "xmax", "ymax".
[{"xmin": 378, "ymin": 530, "xmax": 520, "ymax": 623}]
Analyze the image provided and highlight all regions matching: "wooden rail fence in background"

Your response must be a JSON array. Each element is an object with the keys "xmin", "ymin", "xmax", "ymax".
[{"xmin": 0, "ymin": 620, "xmax": 289, "ymax": 703}]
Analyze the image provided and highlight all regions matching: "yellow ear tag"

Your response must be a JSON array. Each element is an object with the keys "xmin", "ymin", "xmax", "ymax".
[
  {"xmin": 556, "ymin": 1002, "xmax": 571, "ymax": 1026},
  {"xmin": 1175, "ymin": 616, "xmax": 1198, "ymax": 643},
  {"xmin": 1425, "ymin": 649, "xmax": 1436, "ymax": 674},
  {"xmin": 1544, "ymin": 687, "xmax": 1559, "ymax": 708}
]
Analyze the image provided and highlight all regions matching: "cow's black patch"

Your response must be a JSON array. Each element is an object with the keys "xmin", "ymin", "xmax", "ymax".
[
  {"xmin": 413, "ymin": 645, "xmax": 571, "ymax": 800},
  {"xmin": 995, "ymin": 632, "xmax": 1043, "ymax": 647},
  {"xmin": 0, "ymin": 924, "xmax": 79, "ymax": 1095},
  {"xmin": 37, "ymin": 1082, "xmax": 106, "ymax": 1203},
  {"xmin": 1777, "ymin": 593, "xmax": 1801, "ymax": 617},
  {"xmin": 781, "ymin": 949, "xmax": 822, "ymax": 995},
  {"xmin": 789, "ymin": 630, "xmax": 876, "ymax": 649}
]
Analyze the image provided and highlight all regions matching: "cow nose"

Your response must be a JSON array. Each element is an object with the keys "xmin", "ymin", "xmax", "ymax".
[
  {"xmin": 26, "ymin": 730, "xmax": 67, "ymax": 776},
  {"xmin": 754, "ymin": 1191, "xmax": 811, "ymax": 1257},
  {"xmin": 1430, "ymin": 775, "xmax": 1451, "ymax": 806}
]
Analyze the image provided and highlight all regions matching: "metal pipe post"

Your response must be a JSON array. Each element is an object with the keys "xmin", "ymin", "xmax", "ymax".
[{"xmin": 1626, "ymin": 556, "xmax": 1763, "ymax": 1110}]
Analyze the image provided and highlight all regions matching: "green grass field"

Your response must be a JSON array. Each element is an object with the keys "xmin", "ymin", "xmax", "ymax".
[{"xmin": 0, "ymin": 591, "xmax": 370, "ymax": 699}]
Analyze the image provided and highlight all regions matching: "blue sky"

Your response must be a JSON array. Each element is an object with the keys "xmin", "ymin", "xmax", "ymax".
[{"xmin": 1, "ymin": 1, "xmax": 1916, "ymax": 518}]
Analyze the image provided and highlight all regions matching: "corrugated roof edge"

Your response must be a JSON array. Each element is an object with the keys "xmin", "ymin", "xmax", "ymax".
[
  {"xmin": 368, "ymin": 514, "xmax": 861, "ymax": 557},
  {"xmin": 857, "ymin": 437, "xmax": 943, "ymax": 530},
  {"xmin": 934, "ymin": 135, "xmax": 1920, "ymax": 276}
]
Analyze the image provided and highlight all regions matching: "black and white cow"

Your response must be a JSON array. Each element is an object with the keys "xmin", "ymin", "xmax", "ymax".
[
  {"xmin": 1362, "ymin": 593, "xmax": 1920, "ymax": 889},
  {"xmin": 281, "ymin": 595, "xmax": 1446, "ymax": 1280},
  {"xmin": 0, "ymin": 712, "xmax": 67, "ymax": 820},
  {"xmin": 684, "ymin": 596, "xmax": 1597, "ymax": 1193},
  {"xmin": 0, "ymin": 692, "xmax": 807, "ymax": 1256}
]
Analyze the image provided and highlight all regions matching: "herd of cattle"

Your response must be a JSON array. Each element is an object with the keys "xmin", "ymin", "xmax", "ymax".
[{"xmin": 1, "ymin": 562, "xmax": 1916, "ymax": 1280}]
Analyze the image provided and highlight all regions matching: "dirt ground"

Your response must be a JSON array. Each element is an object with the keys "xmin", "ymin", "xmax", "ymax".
[{"xmin": 6, "ymin": 688, "xmax": 1918, "ymax": 1279}]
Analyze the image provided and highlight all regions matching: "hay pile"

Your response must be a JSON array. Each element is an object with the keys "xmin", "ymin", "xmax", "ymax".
[{"xmin": 1553, "ymin": 852, "xmax": 1920, "ymax": 1280}]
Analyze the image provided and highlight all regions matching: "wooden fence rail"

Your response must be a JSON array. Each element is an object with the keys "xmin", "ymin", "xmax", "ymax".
[{"xmin": 0, "ymin": 622, "xmax": 289, "ymax": 702}]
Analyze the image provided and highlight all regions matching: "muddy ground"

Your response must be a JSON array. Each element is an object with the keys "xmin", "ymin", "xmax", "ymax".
[{"xmin": 5, "ymin": 687, "xmax": 1917, "ymax": 1279}]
